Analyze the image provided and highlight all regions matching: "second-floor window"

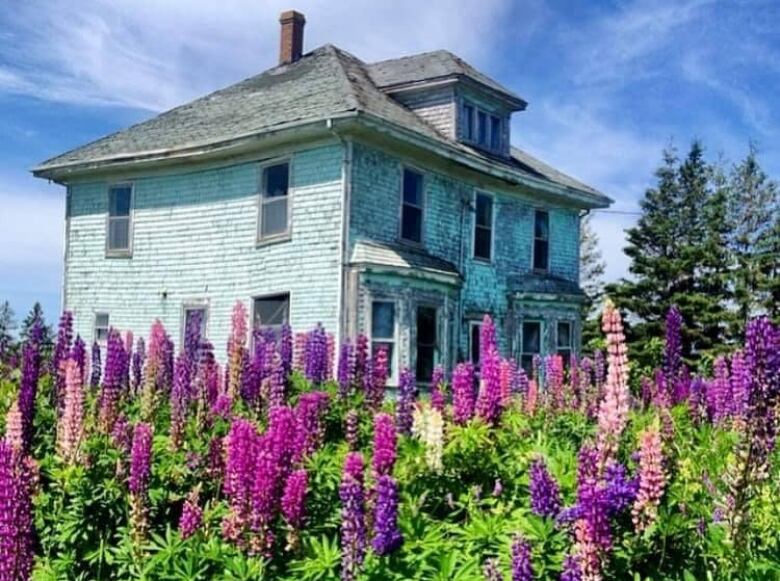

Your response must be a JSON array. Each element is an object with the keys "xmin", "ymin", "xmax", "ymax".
[
  {"xmin": 490, "ymin": 116, "xmax": 502, "ymax": 150},
  {"xmin": 463, "ymin": 104, "xmax": 475, "ymax": 141},
  {"xmin": 107, "ymin": 184, "xmax": 132, "ymax": 254},
  {"xmin": 400, "ymin": 168, "xmax": 423, "ymax": 244},
  {"xmin": 474, "ymin": 192, "xmax": 493, "ymax": 261},
  {"xmin": 259, "ymin": 162, "xmax": 290, "ymax": 241},
  {"xmin": 477, "ymin": 111, "xmax": 488, "ymax": 146},
  {"xmin": 462, "ymin": 101, "xmax": 505, "ymax": 153},
  {"xmin": 533, "ymin": 210, "xmax": 549, "ymax": 271}
]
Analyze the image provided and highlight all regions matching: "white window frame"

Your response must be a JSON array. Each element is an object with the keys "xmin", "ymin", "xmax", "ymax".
[
  {"xmin": 181, "ymin": 302, "xmax": 209, "ymax": 346},
  {"xmin": 472, "ymin": 190, "xmax": 495, "ymax": 262},
  {"xmin": 105, "ymin": 183, "xmax": 134, "ymax": 257},
  {"xmin": 94, "ymin": 312, "xmax": 110, "ymax": 346},
  {"xmin": 257, "ymin": 160, "xmax": 292, "ymax": 244},
  {"xmin": 468, "ymin": 319, "xmax": 482, "ymax": 365},
  {"xmin": 252, "ymin": 292, "xmax": 291, "ymax": 335},
  {"xmin": 461, "ymin": 100, "xmax": 505, "ymax": 153},
  {"xmin": 533, "ymin": 209, "xmax": 550, "ymax": 273},
  {"xmin": 520, "ymin": 319, "xmax": 543, "ymax": 374},
  {"xmin": 369, "ymin": 299, "xmax": 398, "ymax": 382},
  {"xmin": 399, "ymin": 166, "xmax": 425, "ymax": 245}
]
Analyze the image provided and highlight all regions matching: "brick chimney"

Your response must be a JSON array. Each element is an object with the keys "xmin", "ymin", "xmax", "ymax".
[{"xmin": 279, "ymin": 10, "xmax": 306, "ymax": 65}]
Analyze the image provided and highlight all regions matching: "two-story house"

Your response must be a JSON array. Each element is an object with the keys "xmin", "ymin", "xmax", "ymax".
[{"xmin": 33, "ymin": 11, "xmax": 612, "ymax": 383}]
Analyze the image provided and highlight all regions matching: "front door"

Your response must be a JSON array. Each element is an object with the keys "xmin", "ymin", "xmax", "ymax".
[{"xmin": 415, "ymin": 306, "xmax": 437, "ymax": 383}]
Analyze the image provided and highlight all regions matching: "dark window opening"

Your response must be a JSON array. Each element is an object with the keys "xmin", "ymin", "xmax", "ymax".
[
  {"xmin": 470, "ymin": 322, "xmax": 481, "ymax": 365},
  {"xmin": 463, "ymin": 103, "xmax": 475, "ymax": 140},
  {"xmin": 477, "ymin": 111, "xmax": 488, "ymax": 146},
  {"xmin": 520, "ymin": 321, "xmax": 541, "ymax": 376},
  {"xmin": 401, "ymin": 169, "xmax": 424, "ymax": 243},
  {"xmin": 533, "ymin": 210, "xmax": 549, "ymax": 271},
  {"xmin": 490, "ymin": 115, "xmax": 502, "ymax": 150},
  {"xmin": 415, "ymin": 306, "xmax": 437, "ymax": 382},
  {"xmin": 557, "ymin": 321, "xmax": 573, "ymax": 367},
  {"xmin": 474, "ymin": 193, "xmax": 493, "ymax": 260}
]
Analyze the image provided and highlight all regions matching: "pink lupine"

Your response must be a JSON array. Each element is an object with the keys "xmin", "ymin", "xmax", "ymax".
[
  {"xmin": 525, "ymin": 379, "xmax": 538, "ymax": 415},
  {"xmin": 141, "ymin": 320, "xmax": 169, "ymax": 419},
  {"xmin": 293, "ymin": 332, "xmax": 307, "ymax": 372},
  {"xmin": 499, "ymin": 358, "xmax": 515, "ymax": 407},
  {"xmin": 546, "ymin": 355, "xmax": 565, "ymax": 410},
  {"xmin": 57, "ymin": 359, "xmax": 85, "ymax": 464},
  {"xmin": 596, "ymin": 299, "xmax": 630, "ymax": 467},
  {"xmin": 476, "ymin": 345, "xmax": 502, "ymax": 426},
  {"xmin": 632, "ymin": 425, "xmax": 665, "ymax": 532},
  {"xmin": 227, "ymin": 301, "xmax": 248, "ymax": 399},
  {"xmin": 452, "ymin": 362, "xmax": 475, "ymax": 425},
  {"xmin": 4, "ymin": 402, "xmax": 23, "ymax": 452},
  {"xmin": 480, "ymin": 314, "xmax": 497, "ymax": 362}
]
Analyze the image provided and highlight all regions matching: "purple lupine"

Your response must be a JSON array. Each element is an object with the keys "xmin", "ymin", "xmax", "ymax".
[
  {"xmin": 90, "ymin": 341, "xmax": 102, "ymax": 389},
  {"xmin": 603, "ymin": 462, "xmax": 639, "ymax": 514},
  {"xmin": 179, "ymin": 488, "xmax": 203, "ymax": 540},
  {"xmin": 346, "ymin": 410, "xmax": 359, "ymax": 450},
  {"xmin": 511, "ymin": 535, "xmax": 534, "ymax": 581},
  {"xmin": 122, "ymin": 331, "xmax": 134, "ymax": 392},
  {"xmin": 529, "ymin": 458, "xmax": 562, "ymax": 518},
  {"xmin": 0, "ymin": 441, "xmax": 36, "ymax": 580},
  {"xmin": 672, "ymin": 365, "xmax": 691, "ymax": 404},
  {"xmin": 280, "ymin": 324, "xmax": 293, "ymax": 379},
  {"xmin": 171, "ymin": 351, "xmax": 191, "ymax": 450},
  {"xmin": 476, "ymin": 345, "xmax": 502, "ymax": 426},
  {"xmin": 222, "ymin": 419, "xmax": 259, "ymax": 543},
  {"xmin": 571, "ymin": 445, "xmax": 612, "ymax": 579},
  {"xmin": 71, "ymin": 335, "xmax": 86, "ymax": 385},
  {"xmin": 664, "ymin": 306, "xmax": 683, "ymax": 391},
  {"xmin": 99, "ymin": 330, "xmax": 124, "ymax": 432},
  {"xmin": 326, "ymin": 333, "xmax": 336, "ymax": 381},
  {"xmin": 52, "ymin": 311, "xmax": 74, "ymax": 406},
  {"xmin": 293, "ymin": 392, "xmax": 330, "ymax": 463},
  {"xmin": 452, "ymin": 362, "xmax": 476, "ymax": 425},
  {"xmin": 340, "ymin": 452, "xmax": 367, "ymax": 581},
  {"xmin": 560, "ymin": 554, "xmax": 582, "ymax": 581},
  {"xmin": 249, "ymin": 433, "xmax": 280, "ymax": 555},
  {"xmin": 338, "ymin": 342, "xmax": 355, "ymax": 399},
  {"xmin": 129, "ymin": 422, "xmax": 153, "ymax": 544},
  {"xmin": 430, "ymin": 365, "xmax": 446, "ymax": 411},
  {"xmin": 268, "ymin": 350, "xmax": 287, "ymax": 409},
  {"xmin": 743, "ymin": 317, "xmax": 780, "ymax": 468},
  {"xmin": 184, "ymin": 310, "xmax": 203, "ymax": 364},
  {"xmin": 18, "ymin": 335, "xmax": 42, "ymax": 453},
  {"xmin": 282, "ymin": 469, "xmax": 308, "ymax": 529},
  {"xmin": 368, "ymin": 347, "xmax": 389, "ymax": 410},
  {"xmin": 396, "ymin": 368, "xmax": 417, "ymax": 436},
  {"xmin": 483, "ymin": 558, "xmax": 504, "ymax": 581},
  {"xmin": 354, "ymin": 334, "xmax": 369, "ymax": 391},
  {"xmin": 730, "ymin": 351, "xmax": 750, "ymax": 420},
  {"xmin": 516, "ymin": 366, "xmax": 529, "ymax": 396},
  {"xmin": 304, "ymin": 324, "xmax": 328, "ymax": 384},
  {"xmin": 372, "ymin": 474, "xmax": 403, "ymax": 555},
  {"xmin": 371, "ymin": 413, "xmax": 397, "ymax": 477}
]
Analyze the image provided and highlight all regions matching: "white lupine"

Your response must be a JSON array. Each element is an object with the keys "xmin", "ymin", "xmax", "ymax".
[{"xmin": 412, "ymin": 405, "xmax": 444, "ymax": 473}]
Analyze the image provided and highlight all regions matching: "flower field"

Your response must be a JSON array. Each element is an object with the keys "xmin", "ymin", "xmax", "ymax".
[{"xmin": 0, "ymin": 300, "xmax": 778, "ymax": 580}]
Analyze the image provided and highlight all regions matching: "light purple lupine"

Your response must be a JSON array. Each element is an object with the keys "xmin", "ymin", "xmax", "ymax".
[
  {"xmin": 70, "ymin": 335, "xmax": 86, "ymax": 386},
  {"xmin": 90, "ymin": 341, "xmax": 102, "ymax": 389},
  {"xmin": 293, "ymin": 392, "xmax": 330, "ymax": 463},
  {"xmin": 338, "ymin": 342, "xmax": 355, "ymax": 399},
  {"xmin": 18, "ymin": 334, "xmax": 42, "ymax": 453},
  {"xmin": 372, "ymin": 474, "xmax": 403, "ymax": 555},
  {"xmin": 593, "ymin": 350, "xmax": 606, "ymax": 390},
  {"xmin": 268, "ymin": 350, "xmax": 287, "ymax": 409},
  {"xmin": 184, "ymin": 310, "xmax": 203, "ymax": 364},
  {"xmin": 368, "ymin": 347, "xmax": 389, "ymax": 410},
  {"xmin": 99, "ymin": 330, "xmax": 124, "ymax": 432},
  {"xmin": 171, "ymin": 351, "xmax": 191, "ymax": 450},
  {"xmin": 179, "ymin": 488, "xmax": 203, "ymax": 540},
  {"xmin": 52, "ymin": 311, "xmax": 74, "ymax": 407},
  {"xmin": 304, "ymin": 324, "xmax": 328, "ymax": 384},
  {"xmin": 532, "ymin": 354, "xmax": 544, "ymax": 390},
  {"xmin": 430, "ymin": 365, "xmax": 446, "ymax": 411},
  {"xmin": 452, "ymin": 362, "xmax": 476, "ymax": 425},
  {"xmin": 281, "ymin": 469, "xmax": 308, "ymax": 530},
  {"xmin": 529, "ymin": 458, "xmax": 562, "ymax": 518},
  {"xmin": 560, "ymin": 554, "xmax": 582, "ymax": 581},
  {"xmin": 476, "ymin": 345, "xmax": 502, "ymax": 426},
  {"xmin": 511, "ymin": 535, "xmax": 534, "ymax": 581},
  {"xmin": 0, "ymin": 442, "xmax": 36, "ymax": 580},
  {"xmin": 346, "ymin": 410, "xmax": 359, "ymax": 450},
  {"xmin": 516, "ymin": 366, "xmax": 529, "ymax": 396},
  {"xmin": 396, "ymin": 368, "xmax": 417, "ymax": 435},
  {"xmin": 730, "ymin": 351, "xmax": 750, "ymax": 420},
  {"xmin": 340, "ymin": 452, "xmax": 366, "ymax": 581},
  {"xmin": 371, "ymin": 413, "xmax": 397, "ymax": 477}
]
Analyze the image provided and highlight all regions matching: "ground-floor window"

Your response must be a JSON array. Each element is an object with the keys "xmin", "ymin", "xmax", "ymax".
[
  {"xmin": 371, "ymin": 300, "xmax": 396, "ymax": 380},
  {"xmin": 557, "ymin": 320, "xmax": 573, "ymax": 367},
  {"xmin": 183, "ymin": 304, "xmax": 208, "ymax": 343},
  {"xmin": 469, "ymin": 320, "xmax": 482, "ymax": 365},
  {"xmin": 520, "ymin": 320, "xmax": 542, "ymax": 376},
  {"xmin": 253, "ymin": 293, "xmax": 289, "ymax": 335},
  {"xmin": 415, "ymin": 306, "xmax": 437, "ymax": 383},
  {"xmin": 94, "ymin": 313, "xmax": 110, "ymax": 345}
]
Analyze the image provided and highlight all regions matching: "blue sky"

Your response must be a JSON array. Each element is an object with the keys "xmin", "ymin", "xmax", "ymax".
[{"xmin": 1, "ymin": 0, "xmax": 778, "ymax": 327}]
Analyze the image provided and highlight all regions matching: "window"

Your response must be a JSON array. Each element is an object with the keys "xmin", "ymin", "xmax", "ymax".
[
  {"xmin": 371, "ymin": 301, "xmax": 396, "ymax": 379},
  {"xmin": 469, "ymin": 321, "xmax": 482, "ymax": 365},
  {"xmin": 259, "ymin": 162, "xmax": 290, "ymax": 240},
  {"xmin": 415, "ymin": 306, "xmax": 437, "ymax": 382},
  {"xmin": 183, "ymin": 305, "xmax": 208, "ymax": 342},
  {"xmin": 533, "ymin": 210, "xmax": 549, "ymax": 271},
  {"xmin": 477, "ymin": 111, "xmax": 488, "ymax": 146},
  {"xmin": 107, "ymin": 185, "xmax": 132, "ymax": 254},
  {"xmin": 94, "ymin": 313, "xmax": 110, "ymax": 345},
  {"xmin": 463, "ymin": 103, "xmax": 475, "ymax": 140},
  {"xmin": 400, "ymin": 168, "xmax": 424, "ymax": 244},
  {"xmin": 557, "ymin": 321, "xmax": 573, "ymax": 367},
  {"xmin": 490, "ymin": 116, "xmax": 502, "ymax": 150},
  {"xmin": 253, "ymin": 294, "xmax": 289, "ymax": 333},
  {"xmin": 520, "ymin": 321, "xmax": 542, "ymax": 376},
  {"xmin": 474, "ymin": 192, "xmax": 493, "ymax": 261}
]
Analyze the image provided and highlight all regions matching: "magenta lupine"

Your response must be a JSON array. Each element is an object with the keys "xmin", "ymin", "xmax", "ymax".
[
  {"xmin": 372, "ymin": 474, "xmax": 403, "ymax": 555},
  {"xmin": 372, "ymin": 413, "xmax": 397, "ymax": 477},
  {"xmin": 340, "ymin": 452, "xmax": 367, "ymax": 581},
  {"xmin": 57, "ymin": 359, "xmax": 85, "ymax": 464},
  {"xmin": 53, "ymin": 311, "xmax": 74, "ymax": 407},
  {"xmin": 480, "ymin": 314, "xmax": 497, "ymax": 362},
  {"xmin": 511, "ymin": 535, "xmax": 534, "ymax": 581},
  {"xmin": 179, "ymin": 488, "xmax": 203, "ymax": 540},
  {"xmin": 499, "ymin": 358, "xmax": 516, "ymax": 407},
  {"xmin": 632, "ymin": 425, "xmax": 665, "ymax": 532},
  {"xmin": 476, "ymin": 345, "xmax": 502, "ymax": 426},
  {"xmin": 396, "ymin": 368, "xmax": 417, "ymax": 435},
  {"xmin": 430, "ymin": 365, "xmax": 446, "ymax": 411},
  {"xmin": 663, "ymin": 306, "xmax": 683, "ymax": 392},
  {"xmin": 170, "ymin": 351, "xmax": 191, "ymax": 450},
  {"xmin": 338, "ymin": 342, "xmax": 355, "ymax": 399},
  {"xmin": 249, "ymin": 434, "xmax": 281, "ymax": 555},
  {"xmin": 354, "ymin": 334, "xmax": 369, "ymax": 390},
  {"xmin": 99, "ymin": 330, "xmax": 124, "ymax": 432},
  {"xmin": 0, "ymin": 441, "xmax": 37, "ymax": 580},
  {"xmin": 269, "ymin": 405, "xmax": 297, "ymax": 479},
  {"xmin": 268, "ymin": 350, "xmax": 287, "ymax": 409},
  {"xmin": 293, "ymin": 392, "xmax": 330, "ymax": 463},
  {"xmin": 529, "ymin": 458, "xmax": 562, "ymax": 518},
  {"xmin": 222, "ymin": 419, "xmax": 259, "ymax": 544},
  {"xmin": 281, "ymin": 469, "xmax": 308, "ymax": 549},
  {"xmin": 18, "ymin": 335, "xmax": 41, "ymax": 453},
  {"xmin": 90, "ymin": 341, "xmax": 102, "ymax": 389},
  {"xmin": 227, "ymin": 302, "xmax": 248, "ymax": 400},
  {"xmin": 129, "ymin": 422, "xmax": 153, "ymax": 544},
  {"xmin": 452, "ymin": 362, "xmax": 476, "ymax": 425},
  {"xmin": 346, "ymin": 410, "xmax": 359, "ymax": 450},
  {"xmin": 368, "ymin": 347, "xmax": 389, "ymax": 410}
]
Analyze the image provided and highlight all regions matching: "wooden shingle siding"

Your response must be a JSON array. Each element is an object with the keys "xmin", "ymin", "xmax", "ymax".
[{"xmin": 392, "ymin": 86, "xmax": 457, "ymax": 139}]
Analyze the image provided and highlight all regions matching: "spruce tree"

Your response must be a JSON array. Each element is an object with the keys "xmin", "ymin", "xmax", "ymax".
[
  {"xmin": 20, "ymin": 302, "xmax": 53, "ymax": 347},
  {"xmin": 0, "ymin": 301, "xmax": 15, "ymax": 358},
  {"xmin": 579, "ymin": 213, "xmax": 606, "ymax": 348}
]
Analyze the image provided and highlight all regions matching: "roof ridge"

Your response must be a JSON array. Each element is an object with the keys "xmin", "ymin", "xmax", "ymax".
[{"xmin": 323, "ymin": 44, "xmax": 368, "ymax": 113}]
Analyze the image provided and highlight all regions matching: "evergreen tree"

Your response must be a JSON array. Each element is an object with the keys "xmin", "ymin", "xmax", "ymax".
[
  {"xmin": 0, "ymin": 301, "xmax": 15, "ymax": 358},
  {"xmin": 20, "ymin": 302, "xmax": 53, "ymax": 347},
  {"xmin": 579, "ymin": 213, "xmax": 606, "ymax": 348}
]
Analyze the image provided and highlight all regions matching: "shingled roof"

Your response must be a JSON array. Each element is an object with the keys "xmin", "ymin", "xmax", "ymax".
[{"xmin": 34, "ymin": 44, "xmax": 610, "ymax": 208}]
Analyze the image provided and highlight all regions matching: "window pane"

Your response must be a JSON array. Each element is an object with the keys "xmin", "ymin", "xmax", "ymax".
[
  {"xmin": 490, "ymin": 116, "xmax": 501, "ymax": 149},
  {"xmin": 477, "ymin": 111, "xmax": 488, "ymax": 145},
  {"xmin": 264, "ymin": 163, "xmax": 289, "ymax": 199},
  {"xmin": 522, "ymin": 322, "xmax": 541, "ymax": 354},
  {"xmin": 476, "ymin": 194, "xmax": 492, "ymax": 227},
  {"xmin": 254, "ymin": 295, "xmax": 289, "ymax": 328},
  {"xmin": 108, "ymin": 218, "xmax": 130, "ymax": 250},
  {"xmin": 475, "ymin": 227, "xmax": 491, "ymax": 260},
  {"xmin": 470, "ymin": 324, "xmax": 481, "ymax": 364},
  {"xmin": 372, "ymin": 302, "xmax": 395, "ymax": 339},
  {"xmin": 534, "ymin": 211, "xmax": 549, "ymax": 239},
  {"xmin": 557, "ymin": 322, "xmax": 571, "ymax": 348},
  {"xmin": 186, "ymin": 308, "xmax": 208, "ymax": 338},
  {"xmin": 402, "ymin": 170, "xmax": 422, "ymax": 206},
  {"xmin": 401, "ymin": 205, "xmax": 422, "ymax": 243},
  {"xmin": 534, "ymin": 239, "xmax": 549, "ymax": 271},
  {"xmin": 372, "ymin": 342, "xmax": 394, "ymax": 378},
  {"xmin": 95, "ymin": 313, "xmax": 109, "ymax": 328},
  {"xmin": 262, "ymin": 198, "xmax": 288, "ymax": 237},
  {"xmin": 463, "ymin": 104, "xmax": 474, "ymax": 140},
  {"xmin": 109, "ymin": 186, "xmax": 132, "ymax": 217}
]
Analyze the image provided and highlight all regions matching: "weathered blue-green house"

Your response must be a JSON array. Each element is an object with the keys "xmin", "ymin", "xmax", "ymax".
[{"xmin": 34, "ymin": 11, "xmax": 611, "ymax": 383}]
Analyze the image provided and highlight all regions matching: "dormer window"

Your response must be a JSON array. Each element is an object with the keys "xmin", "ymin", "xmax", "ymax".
[
  {"xmin": 463, "ymin": 104, "xmax": 475, "ymax": 141},
  {"xmin": 461, "ymin": 100, "xmax": 505, "ymax": 154},
  {"xmin": 490, "ymin": 116, "xmax": 502, "ymax": 150}
]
